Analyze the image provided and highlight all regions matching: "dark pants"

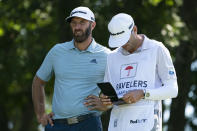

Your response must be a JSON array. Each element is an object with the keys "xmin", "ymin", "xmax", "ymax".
[{"xmin": 45, "ymin": 116, "xmax": 102, "ymax": 131}]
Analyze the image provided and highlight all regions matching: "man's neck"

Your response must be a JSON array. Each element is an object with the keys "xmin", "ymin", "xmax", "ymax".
[
  {"xmin": 123, "ymin": 35, "xmax": 144, "ymax": 54},
  {"xmin": 74, "ymin": 36, "xmax": 93, "ymax": 51}
]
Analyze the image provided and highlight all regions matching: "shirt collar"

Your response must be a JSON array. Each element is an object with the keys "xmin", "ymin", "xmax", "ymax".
[
  {"xmin": 68, "ymin": 39, "xmax": 97, "ymax": 53},
  {"xmin": 67, "ymin": 39, "xmax": 75, "ymax": 50},
  {"xmin": 141, "ymin": 35, "xmax": 153, "ymax": 50},
  {"xmin": 86, "ymin": 39, "xmax": 97, "ymax": 53},
  {"xmin": 118, "ymin": 35, "xmax": 153, "ymax": 55}
]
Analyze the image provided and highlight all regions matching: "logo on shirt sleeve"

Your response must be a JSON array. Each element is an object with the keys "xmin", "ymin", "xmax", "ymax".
[
  {"xmin": 168, "ymin": 67, "xmax": 176, "ymax": 79},
  {"xmin": 120, "ymin": 63, "xmax": 138, "ymax": 79},
  {"xmin": 169, "ymin": 70, "xmax": 174, "ymax": 75}
]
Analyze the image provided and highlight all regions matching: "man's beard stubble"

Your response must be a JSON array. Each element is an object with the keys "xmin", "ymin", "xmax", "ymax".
[{"xmin": 73, "ymin": 23, "xmax": 92, "ymax": 43}]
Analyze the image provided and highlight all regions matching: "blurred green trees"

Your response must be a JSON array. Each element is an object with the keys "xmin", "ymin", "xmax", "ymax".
[{"xmin": 0, "ymin": 0, "xmax": 196, "ymax": 131}]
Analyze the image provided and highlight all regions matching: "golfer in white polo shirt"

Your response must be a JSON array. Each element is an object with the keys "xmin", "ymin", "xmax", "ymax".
[{"xmin": 100, "ymin": 13, "xmax": 178, "ymax": 131}]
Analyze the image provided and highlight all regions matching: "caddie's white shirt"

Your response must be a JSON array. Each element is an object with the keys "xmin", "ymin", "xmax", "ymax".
[{"xmin": 104, "ymin": 35, "xmax": 178, "ymax": 131}]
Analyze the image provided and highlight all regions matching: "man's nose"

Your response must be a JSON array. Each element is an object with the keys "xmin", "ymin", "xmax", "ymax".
[{"xmin": 75, "ymin": 23, "xmax": 82, "ymax": 29}]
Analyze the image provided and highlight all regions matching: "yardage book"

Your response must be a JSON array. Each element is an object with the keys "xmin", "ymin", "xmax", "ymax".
[{"xmin": 97, "ymin": 82, "xmax": 126, "ymax": 105}]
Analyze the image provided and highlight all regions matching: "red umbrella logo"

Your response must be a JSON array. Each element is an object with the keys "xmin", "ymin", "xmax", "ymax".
[{"xmin": 125, "ymin": 66, "xmax": 133, "ymax": 76}]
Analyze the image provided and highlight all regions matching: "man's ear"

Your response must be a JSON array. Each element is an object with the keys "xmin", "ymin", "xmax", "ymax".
[
  {"xmin": 133, "ymin": 25, "xmax": 137, "ymax": 34},
  {"xmin": 91, "ymin": 22, "xmax": 96, "ymax": 30}
]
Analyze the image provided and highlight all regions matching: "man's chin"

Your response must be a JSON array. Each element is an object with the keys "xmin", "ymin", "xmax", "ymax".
[
  {"xmin": 74, "ymin": 34, "xmax": 82, "ymax": 38},
  {"xmin": 74, "ymin": 37, "xmax": 86, "ymax": 43}
]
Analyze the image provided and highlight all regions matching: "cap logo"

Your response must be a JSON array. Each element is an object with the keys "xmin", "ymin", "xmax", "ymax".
[
  {"xmin": 129, "ymin": 23, "xmax": 133, "ymax": 29},
  {"xmin": 110, "ymin": 23, "xmax": 134, "ymax": 36},
  {"xmin": 91, "ymin": 17, "xmax": 95, "ymax": 21},
  {"xmin": 70, "ymin": 11, "xmax": 87, "ymax": 16},
  {"xmin": 110, "ymin": 31, "xmax": 125, "ymax": 36}
]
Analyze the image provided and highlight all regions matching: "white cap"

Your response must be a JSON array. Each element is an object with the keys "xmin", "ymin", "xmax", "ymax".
[
  {"xmin": 108, "ymin": 13, "xmax": 134, "ymax": 48},
  {"xmin": 66, "ymin": 7, "xmax": 95, "ymax": 22}
]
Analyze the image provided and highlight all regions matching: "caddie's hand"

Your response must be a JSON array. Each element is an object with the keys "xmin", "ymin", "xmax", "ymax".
[
  {"xmin": 37, "ymin": 112, "xmax": 54, "ymax": 126},
  {"xmin": 99, "ymin": 93, "xmax": 113, "ymax": 106},
  {"xmin": 84, "ymin": 95, "xmax": 110, "ymax": 111},
  {"xmin": 123, "ymin": 90, "xmax": 144, "ymax": 104}
]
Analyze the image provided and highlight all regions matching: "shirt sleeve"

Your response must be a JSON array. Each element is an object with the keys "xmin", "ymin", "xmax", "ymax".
[
  {"xmin": 145, "ymin": 44, "xmax": 178, "ymax": 100},
  {"xmin": 36, "ymin": 47, "xmax": 54, "ymax": 82}
]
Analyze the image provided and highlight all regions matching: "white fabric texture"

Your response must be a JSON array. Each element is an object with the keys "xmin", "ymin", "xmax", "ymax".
[{"xmin": 104, "ymin": 35, "xmax": 178, "ymax": 131}]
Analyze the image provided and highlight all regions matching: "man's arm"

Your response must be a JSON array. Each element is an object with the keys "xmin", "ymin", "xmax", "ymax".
[
  {"xmin": 144, "ymin": 44, "xmax": 178, "ymax": 100},
  {"xmin": 32, "ymin": 75, "xmax": 53, "ymax": 126}
]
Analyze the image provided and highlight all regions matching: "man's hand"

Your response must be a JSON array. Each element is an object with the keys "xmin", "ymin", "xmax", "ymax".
[
  {"xmin": 37, "ymin": 112, "xmax": 54, "ymax": 126},
  {"xmin": 122, "ymin": 90, "xmax": 144, "ymax": 104},
  {"xmin": 84, "ymin": 95, "xmax": 111, "ymax": 111},
  {"xmin": 99, "ymin": 93, "xmax": 112, "ymax": 106}
]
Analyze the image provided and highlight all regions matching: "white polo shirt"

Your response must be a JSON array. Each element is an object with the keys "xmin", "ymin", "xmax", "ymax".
[{"xmin": 104, "ymin": 35, "xmax": 178, "ymax": 131}]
